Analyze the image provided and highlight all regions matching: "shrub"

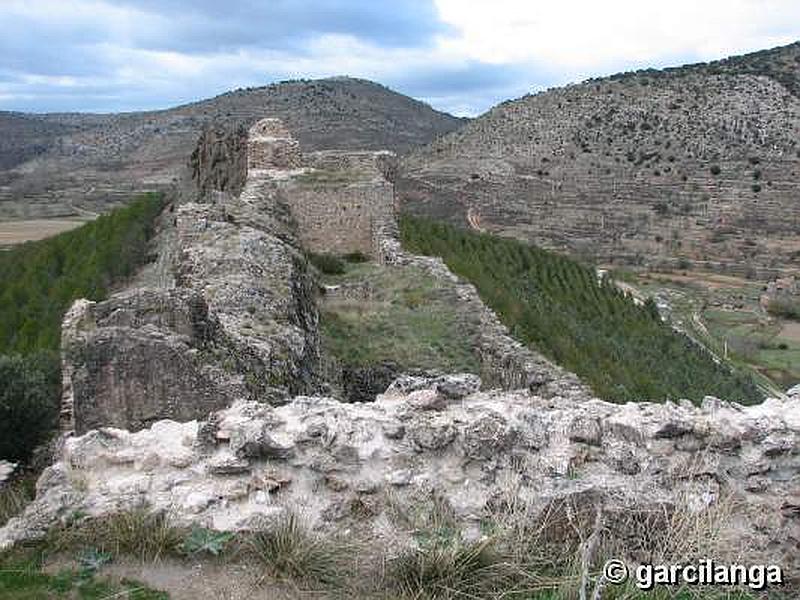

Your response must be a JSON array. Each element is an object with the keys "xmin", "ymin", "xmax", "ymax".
[
  {"xmin": 0, "ymin": 352, "xmax": 61, "ymax": 462},
  {"xmin": 709, "ymin": 164, "xmax": 721, "ymax": 175},
  {"xmin": 766, "ymin": 298, "xmax": 800, "ymax": 321},
  {"xmin": 308, "ymin": 252, "xmax": 346, "ymax": 275},
  {"xmin": 47, "ymin": 509, "xmax": 185, "ymax": 562},
  {"xmin": 342, "ymin": 251, "xmax": 370, "ymax": 263},
  {"xmin": 388, "ymin": 537, "xmax": 502, "ymax": 599},
  {"xmin": 752, "ymin": 183, "xmax": 762, "ymax": 193}
]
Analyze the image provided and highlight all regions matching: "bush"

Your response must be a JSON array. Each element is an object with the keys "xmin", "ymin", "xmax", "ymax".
[
  {"xmin": 0, "ymin": 352, "xmax": 61, "ymax": 462},
  {"xmin": 342, "ymin": 251, "xmax": 370, "ymax": 263},
  {"xmin": 709, "ymin": 164, "xmax": 721, "ymax": 175},
  {"xmin": 767, "ymin": 298, "xmax": 800, "ymax": 321},
  {"xmin": 47, "ymin": 508, "xmax": 185, "ymax": 562},
  {"xmin": 308, "ymin": 252, "xmax": 346, "ymax": 275},
  {"xmin": 389, "ymin": 538, "xmax": 502, "ymax": 598}
]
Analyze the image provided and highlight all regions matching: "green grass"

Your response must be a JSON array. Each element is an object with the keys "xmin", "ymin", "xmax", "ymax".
[
  {"xmin": 0, "ymin": 545, "xmax": 168, "ymax": 600},
  {"xmin": 319, "ymin": 261, "xmax": 480, "ymax": 374},
  {"xmin": 399, "ymin": 215, "xmax": 761, "ymax": 404}
]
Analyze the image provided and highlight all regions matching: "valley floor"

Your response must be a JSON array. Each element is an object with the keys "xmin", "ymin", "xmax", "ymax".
[{"xmin": 612, "ymin": 268, "xmax": 800, "ymax": 392}]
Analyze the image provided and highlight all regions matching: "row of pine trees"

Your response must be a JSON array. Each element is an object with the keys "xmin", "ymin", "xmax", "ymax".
[{"xmin": 399, "ymin": 214, "xmax": 761, "ymax": 404}]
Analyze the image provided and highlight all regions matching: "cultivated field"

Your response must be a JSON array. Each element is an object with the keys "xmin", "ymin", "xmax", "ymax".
[
  {"xmin": 621, "ymin": 268, "xmax": 800, "ymax": 392},
  {"xmin": 0, "ymin": 218, "xmax": 91, "ymax": 246}
]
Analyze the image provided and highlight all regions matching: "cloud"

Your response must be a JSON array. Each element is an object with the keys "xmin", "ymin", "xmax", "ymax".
[
  {"xmin": 434, "ymin": 0, "xmax": 800, "ymax": 75},
  {"xmin": 0, "ymin": 0, "xmax": 798, "ymax": 116}
]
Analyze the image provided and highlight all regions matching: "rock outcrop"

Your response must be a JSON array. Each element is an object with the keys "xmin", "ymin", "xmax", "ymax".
[
  {"xmin": 190, "ymin": 124, "xmax": 248, "ymax": 198},
  {"xmin": 3, "ymin": 384, "xmax": 799, "ymax": 578},
  {"xmin": 62, "ymin": 120, "xmax": 324, "ymax": 435}
]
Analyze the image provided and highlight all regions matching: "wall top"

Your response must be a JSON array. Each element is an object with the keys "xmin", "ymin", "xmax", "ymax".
[{"xmin": 249, "ymin": 118, "xmax": 294, "ymax": 140}]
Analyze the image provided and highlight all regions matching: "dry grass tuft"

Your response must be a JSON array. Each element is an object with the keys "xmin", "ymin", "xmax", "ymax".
[
  {"xmin": 46, "ymin": 507, "xmax": 186, "ymax": 562},
  {"xmin": 246, "ymin": 513, "xmax": 354, "ymax": 589}
]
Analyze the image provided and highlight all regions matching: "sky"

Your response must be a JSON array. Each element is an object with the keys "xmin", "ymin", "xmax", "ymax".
[{"xmin": 1, "ymin": 0, "xmax": 799, "ymax": 117}]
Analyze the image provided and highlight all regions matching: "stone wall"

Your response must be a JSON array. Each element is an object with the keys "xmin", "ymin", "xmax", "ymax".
[
  {"xmin": 247, "ymin": 118, "xmax": 303, "ymax": 173},
  {"xmin": 374, "ymin": 220, "xmax": 587, "ymax": 395},
  {"xmin": 282, "ymin": 177, "xmax": 394, "ymax": 258},
  {"xmin": 5, "ymin": 384, "xmax": 800, "ymax": 581},
  {"xmin": 61, "ymin": 123, "xmax": 325, "ymax": 435}
]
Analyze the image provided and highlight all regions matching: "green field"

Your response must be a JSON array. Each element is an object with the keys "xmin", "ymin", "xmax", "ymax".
[{"xmin": 621, "ymin": 270, "xmax": 799, "ymax": 393}]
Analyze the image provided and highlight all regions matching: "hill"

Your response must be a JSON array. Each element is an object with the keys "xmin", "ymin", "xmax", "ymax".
[
  {"xmin": 397, "ymin": 42, "xmax": 800, "ymax": 275},
  {"xmin": 0, "ymin": 77, "xmax": 463, "ymax": 220}
]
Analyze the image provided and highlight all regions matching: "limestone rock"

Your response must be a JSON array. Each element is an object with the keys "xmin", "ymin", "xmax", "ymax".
[
  {"xmin": 3, "ymin": 390, "xmax": 798, "ymax": 584},
  {"xmin": 0, "ymin": 461, "xmax": 16, "ymax": 487}
]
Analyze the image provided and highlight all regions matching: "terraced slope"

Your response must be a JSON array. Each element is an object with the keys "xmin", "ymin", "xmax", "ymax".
[{"xmin": 398, "ymin": 42, "xmax": 800, "ymax": 275}]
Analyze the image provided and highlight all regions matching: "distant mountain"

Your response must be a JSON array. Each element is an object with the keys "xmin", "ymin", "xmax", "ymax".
[
  {"xmin": 398, "ymin": 42, "xmax": 800, "ymax": 275},
  {"xmin": 0, "ymin": 77, "xmax": 464, "ymax": 219}
]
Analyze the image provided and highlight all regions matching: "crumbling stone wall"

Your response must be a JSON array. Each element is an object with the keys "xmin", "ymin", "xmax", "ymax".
[
  {"xmin": 282, "ymin": 176, "xmax": 394, "ymax": 257},
  {"xmin": 61, "ymin": 121, "xmax": 325, "ymax": 435},
  {"xmin": 6, "ymin": 384, "xmax": 800, "ymax": 581},
  {"xmin": 247, "ymin": 118, "xmax": 303, "ymax": 172}
]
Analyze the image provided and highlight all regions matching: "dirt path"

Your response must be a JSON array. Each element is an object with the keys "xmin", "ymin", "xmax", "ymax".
[
  {"xmin": 61, "ymin": 558, "xmax": 342, "ymax": 600},
  {"xmin": 780, "ymin": 321, "xmax": 800, "ymax": 343}
]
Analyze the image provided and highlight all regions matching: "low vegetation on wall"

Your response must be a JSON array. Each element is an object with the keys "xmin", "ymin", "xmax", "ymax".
[
  {"xmin": 399, "ymin": 215, "xmax": 762, "ymax": 404},
  {"xmin": 0, "ymin": 193, "xmax": 166, "ymax": 462},
  {"xmin": 316, "ymin": 257, "xmax": 481, "ymax": 400}
]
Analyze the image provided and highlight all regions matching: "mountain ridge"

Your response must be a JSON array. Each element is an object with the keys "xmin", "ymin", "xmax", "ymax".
[
  {"xmin": 398, "ymin": 41, "xmax": 800, "ymax": 274},
  {"xmin": 0, "ymin": 77, "xmax": 464, "ymax": 220}
]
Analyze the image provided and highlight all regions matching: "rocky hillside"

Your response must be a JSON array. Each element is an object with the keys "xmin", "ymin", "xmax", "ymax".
[
  {"xmin": 0, "ymin": 77, "xmax": 463, "ymax": 219},
  {"xmin": 398, "ymin": 42, "xmax": 800, "ymax": 275}
]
